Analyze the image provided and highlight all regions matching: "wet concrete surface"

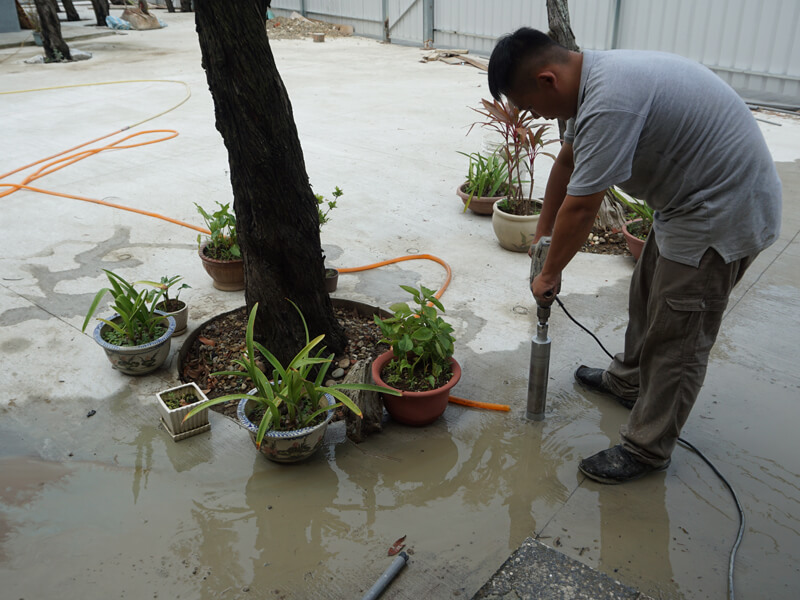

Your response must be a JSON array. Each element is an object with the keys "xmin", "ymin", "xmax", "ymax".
[{"xmin": 2, "ymin": 9, "xmax": 799, "ymax": 600}]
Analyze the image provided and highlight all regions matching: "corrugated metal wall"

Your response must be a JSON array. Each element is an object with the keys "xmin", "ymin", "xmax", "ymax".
[{"xmin": 269, "ymin": 0, "xmax": 800, "ymax": 107}]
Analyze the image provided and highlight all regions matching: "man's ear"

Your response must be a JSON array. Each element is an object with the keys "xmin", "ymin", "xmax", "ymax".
[{"xmin": 536, "ymin": 70, "xmax": 557, "ymax": 90}]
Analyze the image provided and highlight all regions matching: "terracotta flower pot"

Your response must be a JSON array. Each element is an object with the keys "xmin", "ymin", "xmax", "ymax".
[
  {"xmin": 491, "ymin": 199, "xmax": 542, "ymax": 252},
  {"xmin": 237, "ymin": 394, "xmax": 334, "ymax": 463},
  {"xmin": 456, "ymin": 182, "xmax": 505, "ymax": 216},
  {"xmin": 622, "ymin": 219, "xmax": 647, "ymax": 261},
  {"xmin": 198, "ymin": 242, "xmax": 244, "ymax": 291},
  {"xmin": 371, "ymin": 350, "xmax": 462, "ymax": 426}
]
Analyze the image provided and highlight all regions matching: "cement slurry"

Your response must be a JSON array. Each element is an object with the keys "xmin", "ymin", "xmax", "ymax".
[{"xmin": 1, "ymin": 10, "xmax": 799, "ymax": 600}]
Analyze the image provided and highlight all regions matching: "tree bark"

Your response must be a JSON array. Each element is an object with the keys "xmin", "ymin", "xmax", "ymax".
[
  {"xmin": 165, "ymin": 0, "xmax": 175, "ymax": 13},
  {"xmin": 195, "ymin": 0, "xmax": 346, "ymax": 365},
  {"xmin": 34, "ymin": 0, "xmax": 72, "ymax": 61},
  {"xmin": 88, "ymin": 0, "xmax": 109, "ymax": 26},
  {"xmin": 180, "ymin": 0, "xmax": 192, "ymax": 12},
  {"xmin": 546, "ymin": 0, "xmax": 579, "ymax": 143},
  {"xmin": 61, "ymin": 0, "xmax": 81, "ymax": 21}
]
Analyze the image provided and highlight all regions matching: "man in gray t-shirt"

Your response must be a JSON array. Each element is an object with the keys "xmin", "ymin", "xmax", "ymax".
[{"xmin": 488, "ymin": 28, "xmax": 782, "ymax": 484}]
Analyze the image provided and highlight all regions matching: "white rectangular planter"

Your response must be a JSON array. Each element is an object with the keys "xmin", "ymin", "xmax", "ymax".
[{"xmin": 156, "ymin": 382, "xmax": 210, "ymax": 441}]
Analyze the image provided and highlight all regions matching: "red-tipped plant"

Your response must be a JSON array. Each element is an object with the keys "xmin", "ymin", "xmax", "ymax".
[{"xmin": 469, "ymin": 98, "xmax": 558, "ymax": 216}]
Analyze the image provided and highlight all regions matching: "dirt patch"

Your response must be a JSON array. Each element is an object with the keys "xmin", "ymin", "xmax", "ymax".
[
  {"xmin": 579, "ymin": 226, "xmax": 631, "ymax": 256},
  {"xmin": 266, "ymin": 16, "xmax": 352, "ymax": 41},
  {"xmin": 180, "ymin": 305, "xmax": 388, "ymax": 420}
]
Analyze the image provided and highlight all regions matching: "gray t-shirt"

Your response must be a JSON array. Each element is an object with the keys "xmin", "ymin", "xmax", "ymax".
[{"xmin": 565, "ymin": 50, "xmax": 782, "ymax": 266}]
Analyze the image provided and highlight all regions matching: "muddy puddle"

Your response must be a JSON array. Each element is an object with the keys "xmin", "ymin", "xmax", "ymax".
[{"xmin": 1, "ymin": 325, "xmax": 798, "ymax": 599}]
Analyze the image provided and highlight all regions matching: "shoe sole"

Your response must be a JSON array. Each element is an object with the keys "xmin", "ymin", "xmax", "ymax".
[
  {"xmin": 578, "ymin": 461, "xmax": 670, "ymax": 485},
  {"xmin": 574, "ymin": 367, "xmax": 636, "ymax": 410}
]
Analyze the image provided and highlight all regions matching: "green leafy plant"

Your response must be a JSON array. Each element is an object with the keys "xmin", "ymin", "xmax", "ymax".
[
  {"xmin": 195, "ymin": 201, "xmax": 240, "ymax": 261},
  {"xmin": 469, "ymin": 98, "xmax": 558, "ymax": 216},
  {"xmin": 374, "ymin": 285, "xmax": 456, "ymax": 392},
  {"xmin": 316, "ymin": 186, "xmax": 342, "ymax": 229},
  {"xmin": 183, "ymin": 301, "xmax": 398, "ymax": 447},
  {"xmin": 457, "ymin": 151, "xmax": 509, "ymax": 211},
  {"xmin": 161, "ymin": 389, "xmax": 200, "ymax": 410},
  {"xmin": 610, "ymin": 186, "xmax": 654, "ymax": 239},
  {"xmin": 81, "ymin": 270, "xmax": 169, "ymax": 347},
  {"xmin": 140, "ymin": 275, "xmax": 191, "ymax": 311}
]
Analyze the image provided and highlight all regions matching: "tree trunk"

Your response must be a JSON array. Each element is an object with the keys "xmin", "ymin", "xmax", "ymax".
[
  {"xmin": 546, "ymin": 0, "xmax": 579, "ymax": 143},
  {"xmin": 195, "ymin": 0, "xmax": 346, "ymax": 365},
  {"xmin": 34, "ymin": 0, "xmax": 72, "ymax": 61},
  {"xmin": 165, "ymin": 0, "xmax": 175, "ymax": 12},
  {"xmin": 61, "ymin": 0, "xmax": 80, "ymax": 21},
  {"xmin": 89, "ymin": 0, "xmax": 109, "ymax": 26},
  {"xmin": 180, "ymin": 0, "xmax": 192, "ymax": 12}
]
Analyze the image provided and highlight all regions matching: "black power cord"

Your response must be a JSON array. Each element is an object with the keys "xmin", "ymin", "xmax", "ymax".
[{"xmin": 554, "ymin": 295, "xmax": 745, "ymax": 600}]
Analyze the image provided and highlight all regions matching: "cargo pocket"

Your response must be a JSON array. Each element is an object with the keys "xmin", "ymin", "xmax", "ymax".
[{"xmin": 664, "ymin": 295, "xmax": 728, "ymax": 363}]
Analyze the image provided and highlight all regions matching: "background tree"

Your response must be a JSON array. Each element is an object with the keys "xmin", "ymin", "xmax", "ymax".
[
  {"xmin": 195, "ymin": 0, "xmax": 346, "ymax": 365},
  {"xmin": 33, "ymin": 0, "xmax": 72, "ymax": 61},
  {"xmin": 88, "ymin": 0, "xmax": 109, "ymax": 26},
  {"xmin": 180, "ymin": 0, "xmax": 192, "ymax": 12},
  {"xmin": 61, "ymin": 0, "xmax": 81, "ymax": 21},
  {"xmin": 164, "ymin": 0, "xmax": 175, "ymax": 13}
]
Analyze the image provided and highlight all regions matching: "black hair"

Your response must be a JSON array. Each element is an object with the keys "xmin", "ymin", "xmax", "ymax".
[{"xmin": 488, "ymin": 28, "xmax": 569, "ymax": 99}]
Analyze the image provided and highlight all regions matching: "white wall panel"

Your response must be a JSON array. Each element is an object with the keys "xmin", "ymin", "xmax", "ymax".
[
  {"xmin": 270, "ymin": 0, "xmax": 800, "ymax": 107},
  {"xmin": 388, "ymin": 0, "xmax": 424, "ymax": 44}
]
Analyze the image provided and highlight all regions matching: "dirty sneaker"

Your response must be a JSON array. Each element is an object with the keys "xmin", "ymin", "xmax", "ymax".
[
  {"xmin": 579, "ymin": 445, "xmax": 669, "ymax": 484},
  {"xmin": 574, "ymin": 365, "xmax": 636, "ymax": 410}
]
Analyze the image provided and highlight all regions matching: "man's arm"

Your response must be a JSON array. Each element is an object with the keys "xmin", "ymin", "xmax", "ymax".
[
  {"xmin": 531, "ymin": 190, "xmax": 606, "ymax": 305},
  {"xmin": 533, "ymin": 141, "xmax": 575, "ymax": 243}
]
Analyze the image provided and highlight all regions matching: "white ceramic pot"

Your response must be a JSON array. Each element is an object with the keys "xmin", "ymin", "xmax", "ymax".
[
  {"xmin": 156, "ymin": 300, "xmax": 188, "ymax": 336},
  {"xmin": 491, "ymin": 199, "xmax": 542, "ymax": 253},
  {"xmin": 156, "ymin": 382, "xmax": 210, "ymax": 441}
]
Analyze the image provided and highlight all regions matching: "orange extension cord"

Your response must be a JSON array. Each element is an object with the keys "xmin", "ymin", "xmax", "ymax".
[{"xmin": 1, "ymin": 115, "xmax": 509, "ymax": 413}]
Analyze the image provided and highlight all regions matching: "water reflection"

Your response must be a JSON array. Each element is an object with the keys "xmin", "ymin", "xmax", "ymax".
[{"xmin": 595, "ymin": 404, "xmax": 681, "ymax": 598}]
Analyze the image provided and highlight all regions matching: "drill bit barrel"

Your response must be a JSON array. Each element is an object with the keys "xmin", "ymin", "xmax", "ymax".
[
  {"xmin": 526, "ymin": 236, "xmax": 552, "ymax": 421},
  {"xmin": 526, "ymin": 304, "xmax": 551, "ymax": 420}
]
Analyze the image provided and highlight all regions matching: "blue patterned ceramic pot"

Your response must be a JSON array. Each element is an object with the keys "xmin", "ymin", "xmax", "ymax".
[
  {"xmin": 93, "ymin": 312, "xmax": 175, "ymax": 375},
  {"xmin": 237, "ymin": 391, "xmax": 335, "ymax": 463}
]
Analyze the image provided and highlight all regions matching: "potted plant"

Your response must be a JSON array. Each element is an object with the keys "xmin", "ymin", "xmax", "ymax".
[
  {"xmin": 141, "ymin": 275, "xmax": 191, "ymax": 336},
  {"xmin": 610, "ymin": 187, "xmax": 654, "ymax": 260},
  {"xmin": 317, "ymin": 186, "xmax": 342, "ymax": 292},
  {"xmin": 195, "ymin": 201, "xmax": 244, "ymax": 291},
  {"xmin": 81, "ymin": 270, "xmax": 176, "ymax": 375},
  {"xmin": 156, "ymin": 381, "xmax": 210, "ymax": 441},
  {"xmin": 371, "ymin": 285, "xmax": 461, "ymax": 426},
  {"xmin": 26, "ymin": 10, "xmax": 43, "ymax": 46},
  {"xmin": 456, "ymin": 150, "xmax": 509, "ymax": 215},
  {"xmin": 470, "ymin": 98, "xmax": 558, "ymax": 252},
  {"xmin": 183, "ymin": 301, "xmax": 398, "ymax": 463}
]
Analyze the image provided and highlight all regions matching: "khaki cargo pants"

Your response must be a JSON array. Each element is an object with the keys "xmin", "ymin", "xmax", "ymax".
[{"xmin": 602, "ymin": 233, "xmax": 755, "ymax": 467}]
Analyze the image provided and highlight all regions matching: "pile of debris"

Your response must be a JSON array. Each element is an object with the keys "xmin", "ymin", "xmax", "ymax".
[
  {"xmin": 266, "ymin": 12, "xmax": 353, "ymax": 41},
  {"xmin": 421, "ymin": 48, "xmax": 488, "ymax": 71}
]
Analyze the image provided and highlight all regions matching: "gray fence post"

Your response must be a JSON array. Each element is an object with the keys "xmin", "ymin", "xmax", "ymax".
[{"xmin": 423, "ymin": 0, "xmax": 434, "ymax": 46}]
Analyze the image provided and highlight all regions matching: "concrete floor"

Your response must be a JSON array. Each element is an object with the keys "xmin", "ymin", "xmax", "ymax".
[{"xmin": 1, "ymin": 9, "xmax": 799, "ymax": 600}]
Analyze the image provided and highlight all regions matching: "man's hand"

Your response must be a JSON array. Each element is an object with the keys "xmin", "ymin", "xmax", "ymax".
[{"xmin": 531, "ymin": 272, "xmax": 561, "ymax": 306}]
